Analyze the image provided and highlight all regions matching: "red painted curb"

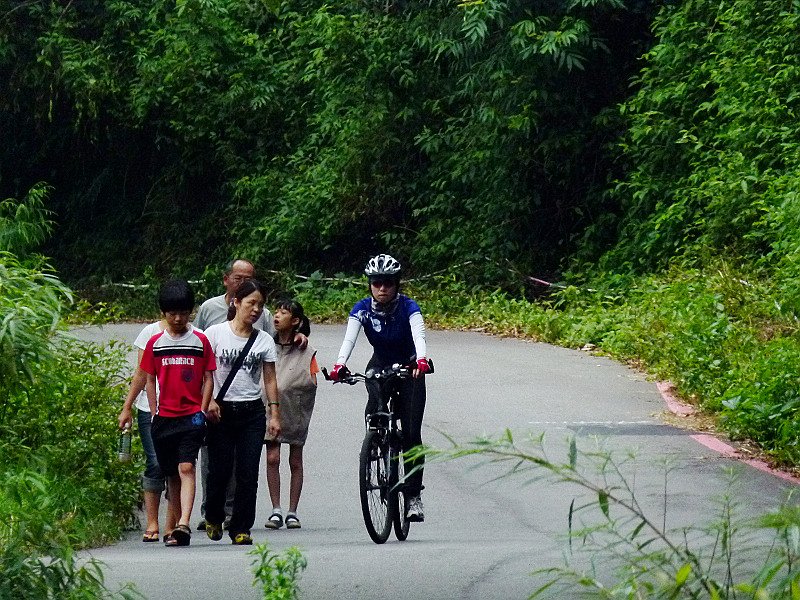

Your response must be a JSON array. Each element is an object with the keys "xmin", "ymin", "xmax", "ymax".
[
  {"xmin": 657, "ymin": 381, "xmax": 800, "ymax": 485},
  {"xmin": 656, "ymin": 381, "xmax": 696, "ymax": 417}
]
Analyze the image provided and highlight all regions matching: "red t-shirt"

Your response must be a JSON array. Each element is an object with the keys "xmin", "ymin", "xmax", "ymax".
[{"xmin": 141, "ymin": 327, "xmax": 217, "ymax": 417}]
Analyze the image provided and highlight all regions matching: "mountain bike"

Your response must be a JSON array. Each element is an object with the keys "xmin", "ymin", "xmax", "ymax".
[{"xmin": 323, "ymin": 361, "xmax": 433, "ymax": 544}]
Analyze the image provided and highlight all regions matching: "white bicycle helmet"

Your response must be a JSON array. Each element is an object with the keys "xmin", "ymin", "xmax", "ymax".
[{"xmin": 364, "ymin": 254, "xmax": 402, "ymax": 279}]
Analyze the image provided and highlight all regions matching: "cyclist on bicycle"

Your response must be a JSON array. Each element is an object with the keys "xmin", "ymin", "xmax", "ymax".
[{"xmin": 329, "ymin": 254, "xmax": 431, "ymax": 522}]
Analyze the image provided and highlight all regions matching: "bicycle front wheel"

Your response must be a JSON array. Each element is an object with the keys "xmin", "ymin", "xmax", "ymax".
[
  {"xmin": 359, "ymin": 430, "xmax": 392, "ymax": 544},
  {"xmin": 390, "ymin": 441, "xmax": 410, "ymax": 541}
]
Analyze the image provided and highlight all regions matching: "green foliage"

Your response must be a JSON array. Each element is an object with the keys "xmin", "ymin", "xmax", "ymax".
[
  {"xmin": 249, "ymin": 542, "xmax": 308, "ymax": 600},
  {"xmin": 0, "ymin": 183, "xmax": 54, "ymax": 254},
  {"xmin": 0, "ymin": 187, "xmax": 140, "ymax": 596},
  {"xmin": 0, "ymin": 252, "xmax": 72, "ymax": 385},
  {"xmin": 547, "ymin": 264, "xmax": 800, "ymax": 466},
  {"xmin": 0, "ymin": 469, "xmax": 141, "ymax": 600},
  {"xmin": 420, "ymin": 431, "xmax": 800, "ymax": 598},
  {"xmin": 0, "ymin": 327, "xmax": 140, "ymax": 550},
  {"xmin": 595, "ymin": 0, "xmax": 800, "ymax": 273},
  {"xmin": 0, "ymin": 0, "xmax": 649, "ymax": 283},
  {"xmin": 71, "ymin": 279, "xmax": 161, "ymax": 323},
  {"xmin": 0, "ymin": 336, "xmax": 139, "ymax": 540},
  {"xmin": 65, "ymin": 298, "xmax": 127, "ymax": 325},
  {"xmin": 406, "ymin": 0, "xmax": 635, "ymax": 277},
  {"xmin": 720, "ymin": 337, "xmax": 800, "ymax": 465},
  {"xmin": 288, "ymin": 271, "xmax": 364, "ymax": 323},
  {"xmin": 0, "ymin": 184, "xmax": 71, "ymax": 384}
]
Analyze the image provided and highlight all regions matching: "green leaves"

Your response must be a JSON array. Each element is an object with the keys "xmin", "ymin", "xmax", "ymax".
[
  {"xmin": 607, "ymin": 0, "xmax": 800, "ymax": 273},
  {"xmin": 0, "ymin": 184, "xmax": 54, "ymax": 255},
  {"xmin": 250, "ymin": 543, "xmax": 308, "ymax": 600},
  {"xmin": 598, "ymin": 488, "xmax": 609, "ymax": 518},
  {"xmin": 675, "ymin": 563, "xmax": 692, "ymax": 587},
  {"xmin": 0, "ymin": 186, "xmax": 72, "ymax": 388},
  {"xmin": 1, "ymin": 0, "xmax": 645, "ymax": 282},
  {"xmin": 568, "ymin": 436, "xmax": 577, "ymax": 469},
  {"xmin": 0, "ymin": 194, "xmax": 139, "ymax": 598}
]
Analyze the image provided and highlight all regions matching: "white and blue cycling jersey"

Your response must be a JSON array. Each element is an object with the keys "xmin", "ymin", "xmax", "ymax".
[{"xmin": 336, "ymin": 294, "xmax": 427, "ymax": 366}]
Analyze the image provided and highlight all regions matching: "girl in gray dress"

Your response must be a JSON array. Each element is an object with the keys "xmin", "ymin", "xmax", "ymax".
[{"xmin": 264, "ymin": 299, "xmax": 318, "ymax": 529}]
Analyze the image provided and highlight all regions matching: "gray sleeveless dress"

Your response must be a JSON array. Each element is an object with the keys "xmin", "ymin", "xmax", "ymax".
[{"xmin": 266, "ymin": 343, "xmax": 317, "ymax": 445}]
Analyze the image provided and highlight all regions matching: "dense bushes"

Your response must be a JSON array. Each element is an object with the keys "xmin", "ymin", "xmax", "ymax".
[
  {"xmin": 597, "ymin": 0, "xmax": 800, "ymax": 273},
  {"xmin": 0, "ymin": 187, "xmax": 139, "ymax": 598},
  {"xmin": 0, "ymin": 0, "xmax": 651, "ymax": 282},
  {"xmin": 572, "ymin": 0, "xmax": 800, "ymax": 464}
]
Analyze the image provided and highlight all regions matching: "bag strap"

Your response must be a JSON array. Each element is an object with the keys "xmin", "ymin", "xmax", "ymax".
[{"xmin": 216, "ymin": 329, "xmax": 259, "ymax": 403}]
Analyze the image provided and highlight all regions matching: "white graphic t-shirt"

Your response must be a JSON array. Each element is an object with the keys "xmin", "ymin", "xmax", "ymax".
[
  {"xmin": 204, "ymin": 322, "xmax": 277, "ymax": 403},
  {"xmin": 133, "ymin": 321, "xmax": 164, "ymax": 412}
]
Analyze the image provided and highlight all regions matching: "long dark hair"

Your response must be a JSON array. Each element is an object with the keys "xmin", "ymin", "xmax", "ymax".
[
  {"xmin": 275, "ymin": 297, "xmax": 310, "ymax": 336},
  {"xmin": 226, "ymin": 279, "xmax": 267, "ymax": 321}
]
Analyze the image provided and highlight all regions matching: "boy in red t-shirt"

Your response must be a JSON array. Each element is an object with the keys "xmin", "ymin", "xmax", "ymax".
[{"xmin": 141, "ymin": 280, "xmax": 216, "ymax": 547}]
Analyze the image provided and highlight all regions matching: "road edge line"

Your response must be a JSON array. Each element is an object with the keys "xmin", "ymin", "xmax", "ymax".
[{"xmin": 657, "ymin": 380, "xmax": 800, "ymax": 485}]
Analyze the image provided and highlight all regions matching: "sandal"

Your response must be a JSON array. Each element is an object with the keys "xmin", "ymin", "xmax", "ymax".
[
  {"xmin": 285, "ymin": 514, "xmax": 301, "ymax": 529},
  {"xmin": 264, "ymin": 512, "xmax": 283, "ymax": 529},
  {"xmin": 167, "ymin": 524, "xmax": 191, "ymax": 547},
  {"xmin": 142, "ymin": 530, "xmax": 160, "ymax": 543}
]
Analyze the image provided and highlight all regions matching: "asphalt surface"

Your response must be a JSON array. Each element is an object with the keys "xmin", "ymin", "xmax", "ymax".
[{"xmin": 70, "ymin": 323, "xmax": 797, "ymax": 600}]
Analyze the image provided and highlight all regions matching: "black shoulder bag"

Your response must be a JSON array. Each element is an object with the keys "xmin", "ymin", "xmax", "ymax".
[{"xmin": 215, "ymin": 330, "xmax": 259, "ymax": 403}]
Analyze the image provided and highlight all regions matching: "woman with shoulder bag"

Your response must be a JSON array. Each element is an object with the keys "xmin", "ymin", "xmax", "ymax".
[{"xmin": 203, "ymin": 279, "xmax": 281, "ymax": 545}]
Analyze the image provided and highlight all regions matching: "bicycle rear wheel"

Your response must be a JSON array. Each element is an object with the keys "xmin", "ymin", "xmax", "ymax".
[
  {"xmin": 390, "ymin": 441, "xmax": 410, "ymax": 541},
  {"xmin": 359, "ymin": 430, "xmax": 392, "ymax": 544}
]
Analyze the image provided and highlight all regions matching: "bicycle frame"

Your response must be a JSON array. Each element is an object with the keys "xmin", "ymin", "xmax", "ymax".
[
  {"xmin": 324, "ymin": 363, "xmax": 420, "ymax": 543},
  {"xmin": 365, "ymin": 367, "xmax": 406, "ymax": 432}
]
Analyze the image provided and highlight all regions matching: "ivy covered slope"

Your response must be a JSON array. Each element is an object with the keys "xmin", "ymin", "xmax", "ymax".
[
  {"xmin": 569, "ymin": 0, "xmax": 800, "ymax": 464},
  {"xmin": 0, "ymin": 0, "xmax": 649, "ymax": 280}
]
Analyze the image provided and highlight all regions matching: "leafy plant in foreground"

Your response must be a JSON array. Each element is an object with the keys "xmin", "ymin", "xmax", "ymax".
[
  {"xmin": 249, "ymin": 542, "xmax": 308, "ymax": 600},
  {"xmin": 0, "ymin": 252, "xmax": 72, "ymax": 386},
  {"xmin": 0, "ymin": 183, "xmax": 54, "ymax": 255},
  {"xmin": 0, "ymin": 184, "xmax": 72, "ymax": 386},
  {"xmin": 0, "ymin": 468, "xmax": 142, "ymax": 600}
]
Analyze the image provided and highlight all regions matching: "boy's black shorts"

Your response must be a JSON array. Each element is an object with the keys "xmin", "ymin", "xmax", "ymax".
[{"xmin": 151, "ymin": 412, "xmax": 206, "ymax": 477}]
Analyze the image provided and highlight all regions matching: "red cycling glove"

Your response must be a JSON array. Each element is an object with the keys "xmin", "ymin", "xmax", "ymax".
[
  {"xmin": 330, "ymin": 363, "xmax": 347, "ymax": 381},
  {"xmin": 416, "ymin": 358, "xmax": 431, "ymax": 374}
]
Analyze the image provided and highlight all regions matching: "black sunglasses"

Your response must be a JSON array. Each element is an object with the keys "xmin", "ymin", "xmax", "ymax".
[{"xmin": 370, "ymin": 279, "xmax": 396, "ymax": 287}]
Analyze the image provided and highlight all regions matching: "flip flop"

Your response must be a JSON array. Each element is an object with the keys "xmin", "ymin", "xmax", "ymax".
[
  {"xmin": 169, "ymin": 524, "xmax": 191, "ymax": 547},
  {"xmin": 142, "ymin": 530, "xmax": 160, "ymax": 542}
]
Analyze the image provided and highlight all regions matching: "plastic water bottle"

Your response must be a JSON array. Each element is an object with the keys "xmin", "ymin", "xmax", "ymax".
[{"xmin": 118, "ymin": 424, "xmax": 132, "ymax": 462}]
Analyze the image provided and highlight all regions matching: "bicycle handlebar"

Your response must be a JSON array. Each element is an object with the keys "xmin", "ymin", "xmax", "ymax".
[{"xmin": 322, "ymin": 359, "xmax": 434, "ymax": 385}]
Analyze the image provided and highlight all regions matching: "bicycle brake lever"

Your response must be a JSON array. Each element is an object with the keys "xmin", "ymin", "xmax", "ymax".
[{"xmin": 322, "ymin": 368, "xmax": 349, "ymax": 383}]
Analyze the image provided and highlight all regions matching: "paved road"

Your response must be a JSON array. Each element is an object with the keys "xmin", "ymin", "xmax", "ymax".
[{"xmin": 71, "ymin": 323, "xmax": 796, "ymax": 599}]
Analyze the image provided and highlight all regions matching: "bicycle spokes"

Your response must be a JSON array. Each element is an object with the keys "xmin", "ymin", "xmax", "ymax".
[{"xmin": 360, "ymin": 431, "xmax": 392, "ymax": 543}]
